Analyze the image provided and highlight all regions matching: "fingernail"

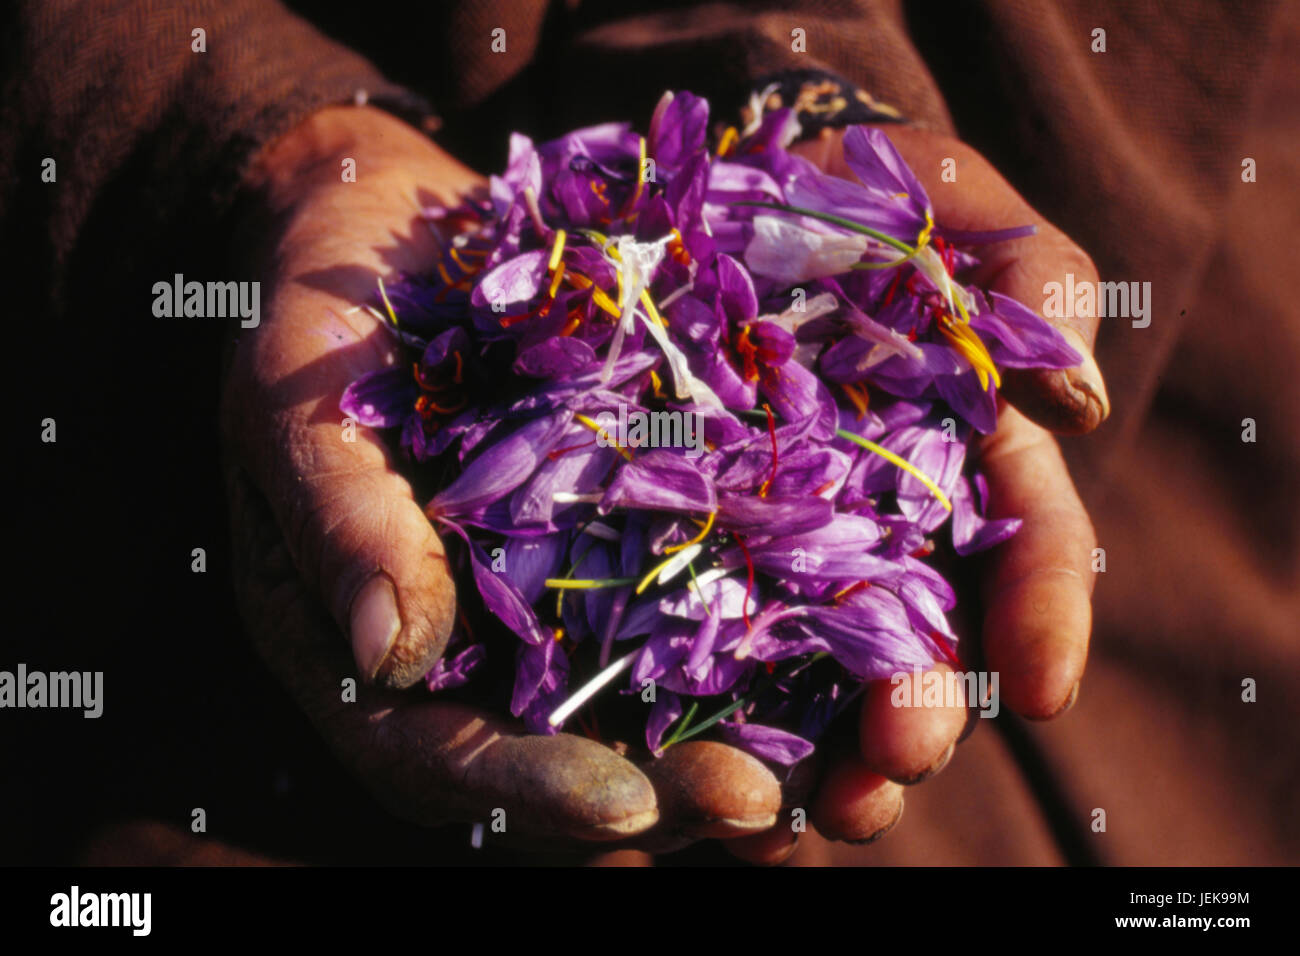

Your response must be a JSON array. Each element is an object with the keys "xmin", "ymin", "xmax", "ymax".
[
  {"xmin": 894, "ymin": 741, "xmax": 955, "ymax": 785},
  {"xmin": 349, "ymin": 575, "xmax": 402, "ymax": 681},
  {"xmin": 1063, "ymin": 328, "xmax": 1110, "ymax": 425},
  {"xmin": 845, "ymin": 797, "xmax": 905, "ymax": 846},
  {"xmin": 714, "ymin": 812, "xmax": 779, "ymax": 834},
  {"xmin": 1050, "ymin": 681, "xmax": 1080, "ymax": 718},
  {"xmin": 583, "ymin": 808, "xmax": 661, "ymax": 840}
]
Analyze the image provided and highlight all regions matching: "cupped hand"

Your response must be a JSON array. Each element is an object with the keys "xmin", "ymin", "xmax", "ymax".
[
  {"xmin": 721, "ymin": 126, "xmax": 1103, "ymax": 861},
  {"xmin": 220, "ymin": 105, "xmax": 787, "ymax": 852}
]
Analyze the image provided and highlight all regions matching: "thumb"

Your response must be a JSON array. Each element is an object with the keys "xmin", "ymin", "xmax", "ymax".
[
  {"xmin": 867, "ymin": 126, "xmax": 1111, "ymax": 435},
  {"xmin": 220, "ymin": 106, "xmax": 484, "ymax": 688},
  {"xmin": 223, "ymin": 290, "xmax": 457, "ymax": 689},
  {"xmin": 964, "ymin": 224, "xmax": 1110, "ymax": 436}
]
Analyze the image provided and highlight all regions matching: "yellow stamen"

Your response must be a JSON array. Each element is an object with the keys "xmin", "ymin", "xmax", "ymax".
[
  {"xmin": 950, "ymin": 288, "xmax": 973, "ymax": 326},
  {"xmin": 649, "ymin": 369, "xmax": 665, "ymax": 398},
  {"xmin": 548, "ymin": 229, "xmax": 567, "ymax": 272},
  {"xmin": 639, "ymin": 289, "xmax": 667, "ymax": 327},
  {"xmin": 915, "ymin": 209, "xmax": 935, "ymax": 252},
  {"xmin": 938, "ymin": 316, "xmax": 1001, "ymax": 391},
  {"xmin": 545, "ymin": 578, "xmax": 634, "ymax": 590},
  {"xmin": 841, "ymin": 381, "xmax": 870, "ymax": 419},
  {"xmin": 941, "ymin": 325, "xmax": 986, "ymax": 390},
  {"xmin": 590, "ymin": 285, "xmax": 621, "ymax": 318},
  {"xmin": 716, "ymin": 125, "xmax": 739, "ymax": 157},
  {"xmin": 627, "ymin": 137, "xmax": 648, "ymax": 209},
  {"xmin": 575, "ymin": 413, "xmax": 633, "ymax": 461},
  {"xmin": 635, "ymin": 549, "xmax": 695, "ymax": 595},
  {"xmin": 548, "ymin": 265, "xmax": 566, "ymax": 299},
  {"xmin": 837, "ymin": 430, "xmax": 953, "ymax": 511},
  {"xmin": 553, "ymin": 628, "xmax": 565, "ymax": 642},
  {"xmin": 376, "ymin": 276, "xmax": 399, "ymax": 326},
  {"xmin": 664, "ymin": 510, "xmax": 716, "ymax": 554},
  {"xmin": 436, "ymin": 261, "xmax": 455, "ymax": 286},
  {"xmin": 563, "ymin": 272, "xmax": 621, "ymax": 318},
  {"xmin": 668, "ymin": 227, "xmax": 687, "ymax": 261}
]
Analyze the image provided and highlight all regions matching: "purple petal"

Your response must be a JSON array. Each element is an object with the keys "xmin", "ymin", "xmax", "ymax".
[
  {"xmin": 717, "ymin": 493, "xmax": 834, "ymax": 536},
  {"xmin": 514, "ymin": 336, "xmax": 597, "ymax": 377},
  {"xmin": 646, "ymin": 689, "xmax": 684, "ymax": 753},
  {"xmin": 430, "ymin": 411, "xmax": 571, "ymax": 516},
  {"xmin": 600, "ymin": 449, "xmax": 716, "ymax": 515},
  {"xmin": 425, "ymin": 643, "xmax": 487, "ymax": 693},
  {"xmin": 339, "ymin": 367, "xmax": 415, "ymax": 428},
  {"xmin": 716, "ymin": 722, "xmax": 815, "ymax": 766}
]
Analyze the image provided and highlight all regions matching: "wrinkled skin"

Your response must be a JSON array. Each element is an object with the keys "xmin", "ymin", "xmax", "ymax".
[{"xmin": 220, "ymin": 106, "xmax": 1102, "ymax": 861}]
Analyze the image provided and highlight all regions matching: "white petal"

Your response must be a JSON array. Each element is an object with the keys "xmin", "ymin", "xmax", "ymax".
[
  {"xmin": 745, "ymin": 215, "xmax": 870, "ymax": 283},
  {"xmin": 655, "ymin": 544, "xmax": 703, "ymax": 586}
]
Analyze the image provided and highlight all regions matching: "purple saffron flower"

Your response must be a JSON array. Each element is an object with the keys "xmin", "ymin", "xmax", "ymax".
[{"xmin": 338, "ymin": 89, "xmax": 1090, "ymax": 763}]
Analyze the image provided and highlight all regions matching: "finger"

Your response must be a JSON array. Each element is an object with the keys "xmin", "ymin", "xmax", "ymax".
[
  {"xmin": 968, "ymin": 231, "xmax": 1110, "ymax": 437},
  {"xmin": 858, "ymin": 662, "xmax": 966, "ymax": 784},
  {"xmin": 225, "ymin": 295, "xmax": 454, "ymax": 688},
  {"xmin": 640, "ymin": 740, "xmax": 782, "ymax": 840},
  {"xmin": 227, "ymin": 462, "xmax": 659, "ymax": 841},
  {"xmin": 803, "ymin": 126, "xmax": 1110, "ymax": 434},
  {"xmin": 724, "ymin": 825, "xmax": 801, "ymax": 865},
  {"xmin": 223, "ymin": 117, "xmax": 477, "ymax": 688},
  {"xmin": 721, "ymin": 752, "xmax": 819, "ymax": 864},
  {"xmin": 884, "ymin": 126, "xmax": 1110, "ymax": 434},
  {"xmin": 809, "ymin": 745, "xmax": 905, "ymax": 844},
  {"xmin": 359, "ymin": 699, "xmax": 660, "ymax": 841},
  {"xmin": 976, "ymin": 406, "xmax": 1094, "ymax": 718}
]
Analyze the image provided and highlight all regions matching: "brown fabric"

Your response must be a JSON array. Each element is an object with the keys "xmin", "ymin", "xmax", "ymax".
[
  {"xmin": 0, "ymin": 0, "xmax": 418, "ymax": 312},
  {"xmin": 3, "ymin": 0, "xmax": 1296, "ymax": 865}
]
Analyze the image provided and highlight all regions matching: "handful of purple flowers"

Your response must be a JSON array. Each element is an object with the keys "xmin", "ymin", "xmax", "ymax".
[{"xmin": 340, "ymin": 90, "xmax": 1081, "ymax": 767}]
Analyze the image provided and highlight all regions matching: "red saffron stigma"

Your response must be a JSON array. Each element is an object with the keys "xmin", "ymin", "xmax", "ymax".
[
  {"xmin": 733, "ymin": 532, "xmax": 755, "ymax": 631},
  {"xmin": 931, "ymin": 629, "xmax": 961, "ymax": 667},
  {"xmin": 883, "ymin": 270, "xmax": 903, "ymax": 306},
  {"xmin": 548, "ymin": 438, "xmax": 599, "ymax": 460},
  {"xmin": 834, "ymin": 579, "xmax": 872, "ymax": 603},
  {"xmin": 933, "ymin": 235, "xmax": 956, "ymax": 277},
  {"xmin": 736, "ymin": 326, "xmax": 761, "ymax": 382},
  {"xmin": 758, "ymin": 402, "xmax": 778, "ymax": 498}
]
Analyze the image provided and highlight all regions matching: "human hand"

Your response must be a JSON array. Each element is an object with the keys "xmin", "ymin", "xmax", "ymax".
[
  {"xmin": 219, "ymin": 105, "xmax": 790, "ymax": 851},
  {"xmin": 719, "ymin": 126, "xmax": 1103, "ymax": 861}
]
